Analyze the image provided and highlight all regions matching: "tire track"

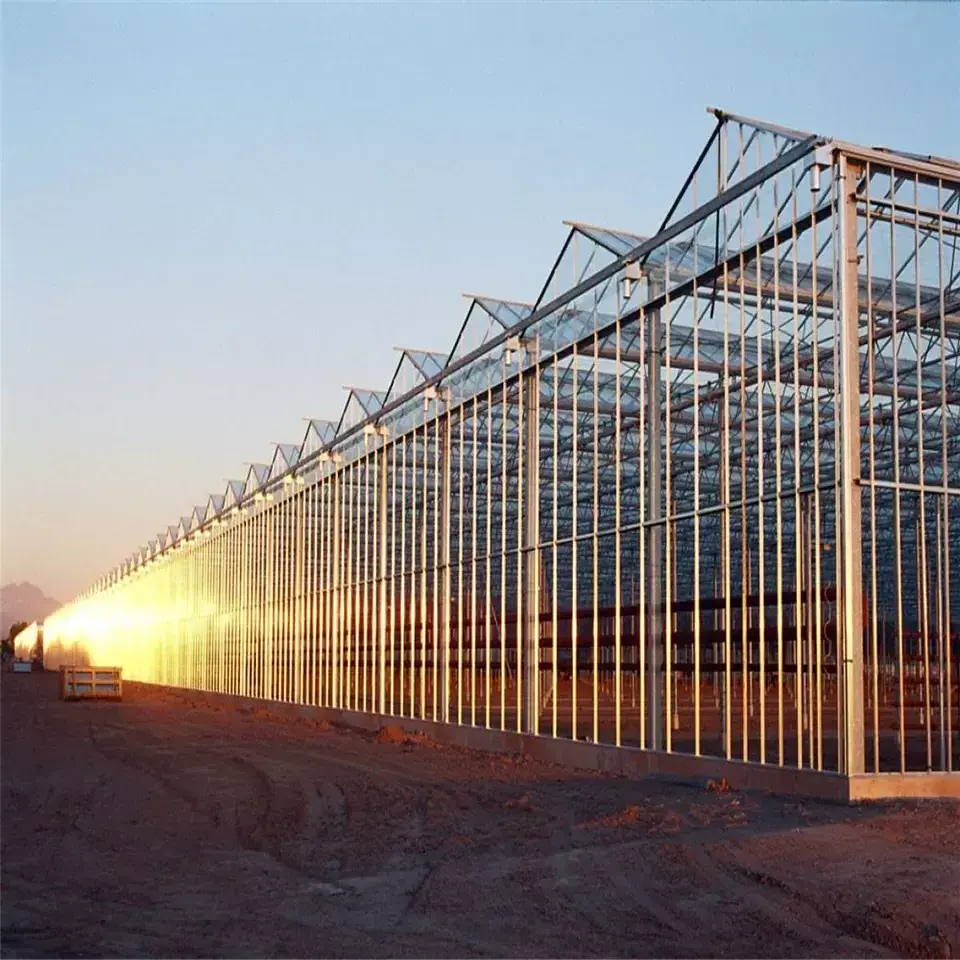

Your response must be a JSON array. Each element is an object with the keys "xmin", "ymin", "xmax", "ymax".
[{"xmin": 680, "ymin": 842, "xmax": 898, "ymax": 958}]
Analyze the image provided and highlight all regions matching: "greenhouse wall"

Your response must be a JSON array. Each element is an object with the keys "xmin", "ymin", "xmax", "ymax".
[{"xmin": 44, "ymin": 112, "xmax": 960, "ymax": 798}]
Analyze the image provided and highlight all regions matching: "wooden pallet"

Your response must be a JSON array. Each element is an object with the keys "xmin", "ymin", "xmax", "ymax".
[{"xmin": 59, "ymin": 666, "xmax": 123, "ymax": 701}]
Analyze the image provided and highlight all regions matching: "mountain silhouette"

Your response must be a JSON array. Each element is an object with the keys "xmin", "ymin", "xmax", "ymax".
[{"xmin": 1, "ymin": 582, "xmax": 60, "ymax": 639}]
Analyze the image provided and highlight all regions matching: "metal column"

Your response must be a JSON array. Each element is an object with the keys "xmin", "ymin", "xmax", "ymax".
[
  {"xmin": 838, "ymin": 153, "xmax": 865, "ymax": 775},
  {"xmin": 646, "ymin": 279, "xmax": 664, "ymax": 751},
  {"xmin": 439, "ymin": 400, "xmax": 452, "ymax": 724},
  {"xmin": 378, "ymin": 432, "xmax": 389, "ymax": 715},
  {"xmin": 523, "ymin": 365, "xmax": 540, "ymax": 734}
]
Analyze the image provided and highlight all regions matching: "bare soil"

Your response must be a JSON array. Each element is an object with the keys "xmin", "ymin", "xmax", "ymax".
[{"xmin": 2, "ymin": 672, "xmax": 958, "ymax": 959}]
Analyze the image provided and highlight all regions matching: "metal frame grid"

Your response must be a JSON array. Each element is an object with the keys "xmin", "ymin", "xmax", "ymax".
[{"xmin": 44, "ymin": 110, "xmax": 959, "ymax": 786}]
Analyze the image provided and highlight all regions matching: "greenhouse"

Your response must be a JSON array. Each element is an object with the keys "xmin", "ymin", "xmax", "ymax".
[{"xmin": 44, "ymin": 109, "xmax": 960, "ymax": 799}]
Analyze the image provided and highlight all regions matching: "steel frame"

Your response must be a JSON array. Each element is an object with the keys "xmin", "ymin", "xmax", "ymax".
[{"xmin": 45, "ymin": 111, "xmax": 960, "ymax": 792}]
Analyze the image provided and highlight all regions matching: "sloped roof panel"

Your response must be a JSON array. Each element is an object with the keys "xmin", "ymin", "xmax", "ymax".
[
  {"xmin": 269, "ymin": 443, "xmax": 302, "ymax": 481},
  {"xmin": 223, "ymin": 480, "xmax": 246, "ymax": 509},
  {"xmin": 244, "ymin": 464, "xmax": 270, "ymax": 497},
  {"xmin": 385, "ymin": 349, "xmax": 448, "ymax": 404},
  {"xmin": 301, "ymin": 419, "xmax": 337, "ymax": 459},
  {"xmin": 448, "ymin": 296, "xmax": 534, "ymax": 364},
  {"xmin": 338, "ymin": 388, "xmax": 386, "ymax": 434},
  {"xmin": 189, "ymin": 506, "xmax": 206, "ymax": 531}
]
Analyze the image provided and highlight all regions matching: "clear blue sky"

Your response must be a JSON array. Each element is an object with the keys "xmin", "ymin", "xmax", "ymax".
[{"xmin": 3, "ymin": 1, "xmax": 958, "ymax": 602}]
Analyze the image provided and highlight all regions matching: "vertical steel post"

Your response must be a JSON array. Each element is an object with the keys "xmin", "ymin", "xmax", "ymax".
[
  {"xmin": 379, "ymin": 433, "xmax": 389, "ymax": 716},
  {"xmin": 523, "ymin": 360, "xmax": 540, "ymax": 734},
  {"xmin": 441, "ymin": 400, "xmax": 452, "ymax": 724},
  {"xmin": 838, "ymin": 153, "xmax": 865, "ymax": 776},
  {"xmin": 646, "ymin": 277, "xmax": 664, "ymax": 751},
  {"xmin": 332, "ymin": 462, "xmax": 341, "ymax": 708}
]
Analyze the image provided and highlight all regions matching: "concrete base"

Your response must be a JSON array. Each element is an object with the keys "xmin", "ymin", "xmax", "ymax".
[
  {"xmin": 848, "ymin": 772, "xmax": 960, "ymax": 801},
  {"xmin": 127, "ymin": 682, "xmax": 959, "ymax": 803}
]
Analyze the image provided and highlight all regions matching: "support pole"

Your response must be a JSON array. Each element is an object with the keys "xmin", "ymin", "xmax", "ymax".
[
  {"xmin": 646, "ymin": 278, "xmax": 664, "ymax": 751},
  {"xmin": 523, "ymin": 364, "xmax": 540, "ymax": 734},
  {"xmin": 838, "ymin": 153, "xmax": 865, "ymax": 775},
  {"xmin": 379, "ymin": 433, "xmax": 389, "ymax": 716},
  {"xmin": 440, "ymin": 404, "xmax": 452, "ymax": 724},
  {"xmin": 332, "ymin": 463, "xmax": 341, "ymax": 709}
]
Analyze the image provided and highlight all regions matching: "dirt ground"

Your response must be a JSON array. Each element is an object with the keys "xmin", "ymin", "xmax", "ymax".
[{"xmin": 2, "ymin": 672, "xmax": 958, "ymax": 959}]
